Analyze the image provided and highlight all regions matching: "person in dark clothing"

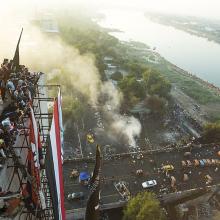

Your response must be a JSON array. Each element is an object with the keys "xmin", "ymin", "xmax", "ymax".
[
  {"xmin": 0, "ymin": 139, "xmax": 6, "ymax": 159},
  {"xmin": 0, "ymin": 74, "xmax": 6, "ymax": 101}
]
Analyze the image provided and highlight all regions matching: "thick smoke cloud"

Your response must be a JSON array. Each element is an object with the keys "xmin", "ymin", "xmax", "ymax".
[
  {"xmin": 0, "ymin": 1, "xmax": 142, "ymax": 148},
  {"xmin": 0, "ymin": 2, "xmax": 101, "ymax": 104},
  {"xmin": 99, "ymin": 82, "xmax": 142, "ymax": 148}
]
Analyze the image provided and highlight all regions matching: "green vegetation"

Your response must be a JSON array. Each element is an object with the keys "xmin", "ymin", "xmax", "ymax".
[
  {"xmin": 149, "ymin": 60, "xmax": 220, "ymax": 104},
  {"xmin": 45, "ymin": 11, "xmax": 120, "ymax": 121},
  {"xmin": 143, "ymin": 69, "xmax": 171, "ymax": 98},
  {"xmin": 118, "ymin": 68, "xmax": 171, "ymax": 111},
  {"xmin": 110, "ymin": 71, "xmax": 123, "ymax": 81},
  {"xmin": 146, "ymin": 95, "xmax": 167, "ymax": 116},
  {"xmin": 57, "ymin": 12, "xmax": 118, "ymax": 81},
  {"xmin": 118, "ymin": 74, "xmax": 145, "ymax": 106},
  {"xmin": 208, "ymin": 113, "xmax": 220, "ymax": 123},
  {"xmin": 53, "ymin": 12, "xmax": 172, "ymax": 117},
  {"xmin": 43, "ymin": 9, "xmax": 220, "ymax": 122},
  {"xmin": 48, "ymin": 70, "xmax": 89, "ymax": 122},
  {"xmin": 202, "ymin": 122, "xmax": 220, "ymax": 142},
  {"xmin": 123, "ymin": 192, "xmax": 166, "ymax": 220},
  {"xmin": 62, "ymin": 96, "xmax": 88, "ymax": 122},
  {"xmin": 180, "ymin": 80, "xmax": 220, "ymax": 104}
]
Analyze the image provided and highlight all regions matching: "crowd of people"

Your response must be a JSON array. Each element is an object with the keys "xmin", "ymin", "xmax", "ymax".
[
  {"xmin": 172, "ymin": 103, "xmax": 202, "ymax": 134},
  {"xmin": 0, "ymin": 58, "xmax": 42, "ymax": 163},
  {"xmin": 0, "ymin": 58, "xmax": 42, "ymax": 217}
]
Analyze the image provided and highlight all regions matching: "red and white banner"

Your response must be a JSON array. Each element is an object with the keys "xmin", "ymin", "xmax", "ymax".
[
  {"xmin": 30, "ymin": 107, "xmax": 40, "ymax": 169},
  {"xmin": 27, "ymin": 107, "xmax": 41, "ymax": 206},
  {"xmin": 49, "ymin": 97, "xmax": 66, "ymax": 220}
]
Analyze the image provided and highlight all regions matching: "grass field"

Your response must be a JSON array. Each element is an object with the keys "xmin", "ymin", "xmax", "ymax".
[{"xmin": 147, "ymin": 58, "xmax": 220, "ymax": 105}]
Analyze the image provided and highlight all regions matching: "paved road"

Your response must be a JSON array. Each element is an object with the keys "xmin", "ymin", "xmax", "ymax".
[{"xmin": 63, "ymin": 143, "xmax": 220, "ymax": 210}]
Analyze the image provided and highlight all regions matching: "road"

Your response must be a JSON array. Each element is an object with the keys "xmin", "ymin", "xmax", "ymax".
[{"xmin": 63, "ymin": 143, "xmax": 220, "ymax": 210}]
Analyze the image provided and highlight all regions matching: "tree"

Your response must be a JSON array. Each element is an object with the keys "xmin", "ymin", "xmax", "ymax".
[
  {"xmin": 143, "ymin": 69, "xmax": 171, "ymax": 98},
  {"xmin": 147, "ymin": 95, "xmax": 167, "ymax": 116},
  {"xmin": 126, "ymin": 62, "xmax": 146, "ymax": 75},
  {"xmin": 110, "ymin": 71, "xmax": 123, "ymax": 81},
  {"xmin": 118, "ymin": 74, "xmax": 145, "ymax": 106},
  {"xmin": 62, "ymin": 96, "xmax": 87, "ymax": 122},
  {"xmin": 123, "ymin": 192, "xmax": 166, "ymax": 220}
]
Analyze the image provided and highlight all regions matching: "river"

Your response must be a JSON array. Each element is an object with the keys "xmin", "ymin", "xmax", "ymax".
[{"xmin": 98, "ymin": 9, "xmax": 220, "ymax": 87}]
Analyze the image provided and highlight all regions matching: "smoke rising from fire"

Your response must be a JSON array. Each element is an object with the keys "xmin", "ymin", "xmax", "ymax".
[
  {"xmin": 0, "ymin": 2, "xmax": 142, "ymax": 148},
  {"xmin": 0, "ymin": 4, "xmax": 101, "ymax": 104},
  {"xmin": 100, "ymin": 82, "xmax": 142, "ymax": 148}
]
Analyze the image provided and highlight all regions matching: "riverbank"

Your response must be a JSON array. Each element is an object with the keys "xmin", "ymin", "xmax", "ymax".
[
  {"xmin": 54, "ymin": 10, "xmax": 220, "ymax": 124},
  {"xmin": 146, "ymin": 50, "xmax": 220, "ymax": 96},
  {"xmin": 145, "ymin": 12, "xmax": 220, "ymax": 45},
  {"xmin": 106, "ymin": 38, "xmax": 220, "ymax": 123},
  {"xmin": 99, "ymin": 9, "xmax": 220, "ymax": 88},
  {"xmin": 147, "ymin": 49, "xmax": 220, "ymax": 122}
]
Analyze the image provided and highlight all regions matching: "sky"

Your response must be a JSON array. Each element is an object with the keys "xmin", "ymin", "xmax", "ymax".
[
  {"xmin": 1, "ymin": 0, "xmax": 220, "ymax": 19},
  {"xmin": 94, "ymin": 0, "xmax": 220, "ymax": 18}
]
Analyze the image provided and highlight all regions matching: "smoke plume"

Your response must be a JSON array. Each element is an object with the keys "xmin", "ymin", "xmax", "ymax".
[
  {"xmin": 99, "ymin": 82, "xmax": 142, "ymax": 148},
  {"xmin": 0, "ymin": 1, "xmax": 142, "ymax": 148}
]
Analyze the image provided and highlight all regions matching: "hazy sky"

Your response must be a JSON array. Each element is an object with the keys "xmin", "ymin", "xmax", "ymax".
[
  {"xmin": 106, "ymin": 0, "xmax": 220, "ymax": 18},
  {"xmin": 1, "ymin": 0, "xmax": 220, "ymax": 19}
]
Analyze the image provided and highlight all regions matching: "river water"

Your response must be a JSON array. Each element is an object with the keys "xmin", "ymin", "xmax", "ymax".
[{"xmin": 98, "ymin": 9, "xmax": 220, "ymax": 87}]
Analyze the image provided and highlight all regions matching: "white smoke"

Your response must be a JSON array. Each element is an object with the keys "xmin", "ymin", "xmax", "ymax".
[
  {"xmin": 0, "ymin": 2, "xmax": 142, "ymax": 149},
  {"xmin": 99, "ymin": 81, "xmax": 142, "ymax": 148},
  {"xmin": 100, "ymin": 81, "xmax": 122, "ymax": 111},
  {"xmin": 111, "ymin": 115, "xmax": 142, "ymax": 147}
]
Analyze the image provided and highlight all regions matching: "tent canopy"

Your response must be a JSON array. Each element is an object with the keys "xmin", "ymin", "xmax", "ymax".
[{"xmin": 79, "ymin": 172, "xmax": 90, "ymax": 181}]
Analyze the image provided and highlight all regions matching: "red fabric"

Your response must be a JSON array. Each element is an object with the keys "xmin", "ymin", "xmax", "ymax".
[
  {"xmin": 54, "ymin": 99, "xmax": 66, "ymax": 220},
  {"xmin": 27, "ymin": 115, "xmax": 41, "ymax": 206}
]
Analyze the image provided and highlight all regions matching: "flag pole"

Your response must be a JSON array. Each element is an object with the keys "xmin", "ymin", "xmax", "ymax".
[{"xmin": 12, "ymin": 28, "xmax": 23, "ymax": 72}]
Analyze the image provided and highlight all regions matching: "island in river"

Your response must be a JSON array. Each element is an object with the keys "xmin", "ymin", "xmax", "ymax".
[{"xmin": 145, "ymin": 12, "xmax": 220, "ymax": 44}]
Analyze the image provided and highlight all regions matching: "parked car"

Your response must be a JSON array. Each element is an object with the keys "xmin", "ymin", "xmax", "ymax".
[
  {"xmin": 199, "ymin": 160, "xmax": 205, "ymax": 167},
  {"xmin": 142, "ymin": 180, "xmax": 157, "ymax": 188},
  {"xmin": 162, "ymin": 165, "xmax": 174, "ymax": 172},
  {"xmin": 67, "ymin": 192, "xmax": 84, "ymax": 200},
  {"xmin": 114, "ymin": 181, "xmax": 131, "ymax": 201}
]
